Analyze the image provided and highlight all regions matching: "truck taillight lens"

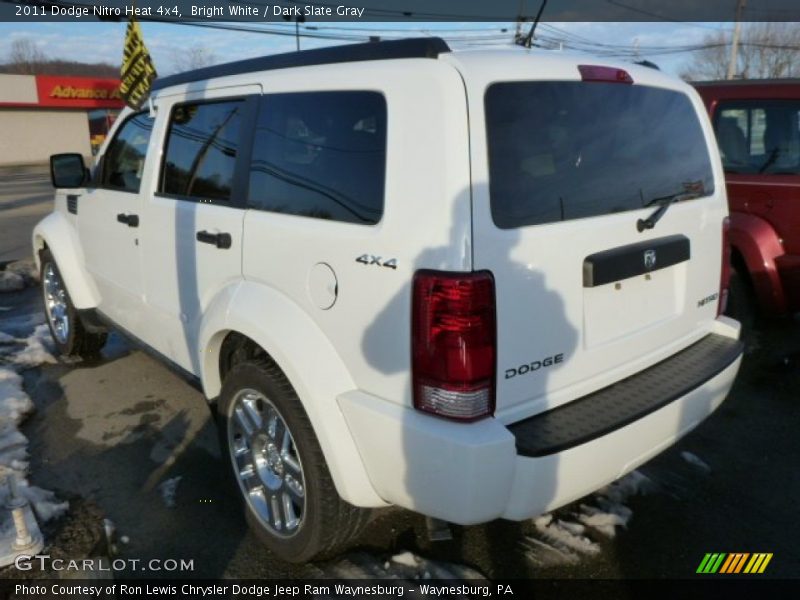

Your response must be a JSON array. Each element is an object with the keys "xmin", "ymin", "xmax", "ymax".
[
  {"xmin": 578, "ymin": 65, "xmax": 634, "ymax": 84},
  {"xmin": 719, "ymin": 216, "xmax": 732, "ymax": 316},
  {"xmin": 412, "ymin": 270, "xmax": 496, "ymax": 421}
]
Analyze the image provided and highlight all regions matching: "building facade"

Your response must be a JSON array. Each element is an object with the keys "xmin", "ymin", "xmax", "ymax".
[{"xmin": 0, "ymin": 74, "xmax": 124, "ymax": 166}]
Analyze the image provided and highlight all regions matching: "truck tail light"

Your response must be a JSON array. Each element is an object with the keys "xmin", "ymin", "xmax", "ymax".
[
  {"xmin": 578, "ymin": 65, "xmax": 634, "ymax": 84},
  {"xmin": 719, "ymin": 216, "xmax": 732, "ymax": 316},
  {"xmin": 412, "ymin": 270, "xmax": 496, "ymax": 421}
]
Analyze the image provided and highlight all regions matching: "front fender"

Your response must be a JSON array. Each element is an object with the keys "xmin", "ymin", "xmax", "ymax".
[
  {"xmin": 32, "ymin": 212, "xmax": 100, "ymax": 309},
  {"xmin": 197, "ymin": 281, "xmax": 386, "ymax": 508},
  {"xmin": 729, "ymin": 212, "xmax": 787, "ymax": 316}
]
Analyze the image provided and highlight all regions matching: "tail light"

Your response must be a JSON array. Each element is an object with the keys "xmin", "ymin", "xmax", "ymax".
[
  {"xmin": 719, "ymin": 216, "xmax": 732, "ymax": 316},
  {"xmin": 412, "ymin": 270, "xmax": 496, "ymax": 421}
]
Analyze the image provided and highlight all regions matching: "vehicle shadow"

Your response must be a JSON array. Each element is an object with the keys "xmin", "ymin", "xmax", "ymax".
[{"xmin": 361, "ymin": 186, "xmax": 578, "ymax": 578}]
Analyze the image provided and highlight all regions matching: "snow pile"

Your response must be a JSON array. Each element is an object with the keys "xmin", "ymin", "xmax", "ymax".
[
  {"xmin": 533, "ymin": 514, "xmax": 601, "ymax": 557},
  {"xmin": 0, "ymin": 368, "xmax": 34, "ymax": 426},
  {"xmin": 0, "ymin": 272, "xmax": 24, "ymax": 293},
  {"xmin": 158, "ymin": 476, "xmax": 182, "ymax": 508},
  {"xmin": 3, "ymin": 260, "xmax": 38, "ymax": 286},
  {"xmin": 0, "ymin": 319, "xmax": 68, "ymax": 523},
  {"xmin": 0, "ymin": 261, "xmax": 38, "ymax": 293},
  {"xmin": 10, "ymin": 324, "xmax": 56, "ymax": 368},
  {"xmin": 522, "ymin": 470, "xmax": 654, "ymax": 567}
]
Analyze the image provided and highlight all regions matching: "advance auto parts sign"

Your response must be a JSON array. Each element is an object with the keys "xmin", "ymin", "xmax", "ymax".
[{"xmin": 35, "ymin": 75, "xmax": 124, "ymax": 109}]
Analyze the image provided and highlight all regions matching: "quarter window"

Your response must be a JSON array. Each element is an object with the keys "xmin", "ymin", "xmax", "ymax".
[
  {"xmin": 247, "ymin": 91, "xmax": 387, "ymax": 224},
  {"xmin": 99, "ymin": 112, "xmax": 154, "ymax": 193},
  {"xmin": 160, "ymin": 100, "xmax": 244, "ymax": 201}
]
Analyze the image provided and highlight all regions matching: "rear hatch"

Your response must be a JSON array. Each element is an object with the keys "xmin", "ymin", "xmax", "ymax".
[{"xmin": 458, "ymin": 54, "xmax": 728, "ymax": 422}]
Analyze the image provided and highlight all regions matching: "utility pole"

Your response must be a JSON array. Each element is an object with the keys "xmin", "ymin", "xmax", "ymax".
[
  {"xmin": 727, "ymin": 0, "xmax": 746, "ymax": 80},
  {"xmin": 284, "ymin": 14, "xmax": 305, "ymax": 51},
  {"xmin": 515, "ymin": 0, "xmax": 525, "ymax": 45}
]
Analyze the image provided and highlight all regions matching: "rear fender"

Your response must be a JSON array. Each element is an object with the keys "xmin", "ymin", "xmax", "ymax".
[
  {"xmin": 32, "ymin": 212, "xmax": 100, "ymax": 309},
  {"xmin": 729, "ymin": 212, "xmax": 787, "ymax": 315},
  {"xmin": 198, "ymin": 281, "xmax": 386, "ymax": 508}
]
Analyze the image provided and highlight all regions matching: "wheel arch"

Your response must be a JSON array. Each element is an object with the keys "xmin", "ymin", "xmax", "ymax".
[
  {"xmin": 197, "ymin": 281, "xmax": 387, "ymax": 508},
  {"xmin": 33, "ymin": 212, "xmax": 100, "ymax": 309},
  {"xmin": 728, "ymin": 212, "xmax": 787, "ymax": 316}
]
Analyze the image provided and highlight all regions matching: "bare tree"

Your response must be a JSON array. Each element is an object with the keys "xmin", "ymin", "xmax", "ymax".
[
  {"xmin": 171, "ymin": 44, "xmax": 217, "ymax": 73},
  {"xmin": 681, "ymin": 22, "xmax": 800, "ymax": 81},
  {"xmin": 7, "ymin": 38, "xmax": 46, "ymax": 74}
]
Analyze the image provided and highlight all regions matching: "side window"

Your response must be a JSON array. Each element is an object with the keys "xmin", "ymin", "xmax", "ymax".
[
  {"xmin": 717, "ymin": 101, "xmax": 800, "ymax": 175},
  {"xmin": 247, "ymin": 91, "xmax": 387, "ymax": 225},
  {"xmin": 159, "ymin": 100, "xmax": 243, "ymax": 201},
  {"xmin": 99, "ymin": 113, "xmax": 154, "ymax": 193}
]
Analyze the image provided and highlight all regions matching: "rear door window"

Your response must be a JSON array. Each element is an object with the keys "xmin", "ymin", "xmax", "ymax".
[
  {"xmin": 159, "ymin": 100, "xmax": 244, "ymax": 202},
  {"xmin": 485, "ymin": 82, "xmax": 714, "ymax": 229},
  {"xmin": 716, "ymin": 101, "xmax": 800, "ymax": 175},
  {"xmin": 247, "ymin": 91, "xmax": 387, "ymax": 225}
]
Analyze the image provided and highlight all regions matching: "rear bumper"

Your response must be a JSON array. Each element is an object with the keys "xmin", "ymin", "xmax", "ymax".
[{"xmin": 339, "ymin": 319, "xmax": 742, "ymax": 524}]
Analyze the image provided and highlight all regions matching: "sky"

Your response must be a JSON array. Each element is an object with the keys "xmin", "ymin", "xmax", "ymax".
[{"xmin": 0, "ymin": 21, "xmax": 733, "ymax": 77}]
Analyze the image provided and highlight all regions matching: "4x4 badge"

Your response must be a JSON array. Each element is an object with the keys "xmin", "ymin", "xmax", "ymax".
[
  {"xmin": 644, "ymin": 249, "xmax": 657, "ymax": 270},
  {"xmin": 356, "ymin": 254, "xmax": 398, "ymax": 270}
]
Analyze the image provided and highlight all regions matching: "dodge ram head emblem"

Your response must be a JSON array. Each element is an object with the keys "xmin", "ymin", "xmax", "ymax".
[{"xmin": 644, "ymin": 249, "xmax": 657, "ymax": 270}]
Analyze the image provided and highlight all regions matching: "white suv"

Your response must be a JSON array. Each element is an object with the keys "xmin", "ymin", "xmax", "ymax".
[{"xmin": 35, "ymin": 38, "xmax": 743, "ymax": 562}]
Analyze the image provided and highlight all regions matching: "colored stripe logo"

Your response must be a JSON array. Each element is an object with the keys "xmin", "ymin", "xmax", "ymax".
[{"xmin": 697, "ymin": 553, "xmax": 773, "ymax": 574}]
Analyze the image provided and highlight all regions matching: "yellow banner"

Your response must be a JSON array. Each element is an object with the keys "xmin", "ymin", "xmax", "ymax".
[{"xmin": 120, "ymin": 17, "xmax": 157, "ymax": 110}]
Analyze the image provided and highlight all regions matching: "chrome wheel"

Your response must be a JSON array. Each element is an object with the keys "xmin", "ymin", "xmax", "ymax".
[
  {"xmin": 43, "ymin": 263, "xmax": 69, "ymax": 345},
  {"xmin": 228, "ymin": 388, "xmax": 306, "ymax": 537}
]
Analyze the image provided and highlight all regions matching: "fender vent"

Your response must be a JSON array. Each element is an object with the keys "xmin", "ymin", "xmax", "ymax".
[{"xmin": 67, "ymin": 194, "xmax": 78, "ymax": 215}]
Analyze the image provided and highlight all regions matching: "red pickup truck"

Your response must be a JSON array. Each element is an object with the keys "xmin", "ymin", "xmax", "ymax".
[{"xmin": 694, "ymin": 80, "xmax": 800, "ymax": 323}]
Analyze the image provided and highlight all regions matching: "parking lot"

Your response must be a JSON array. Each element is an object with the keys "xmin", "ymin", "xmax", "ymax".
[{"xmin": 1, "ymin": 168, "xmax": 798, "ymax": 580}]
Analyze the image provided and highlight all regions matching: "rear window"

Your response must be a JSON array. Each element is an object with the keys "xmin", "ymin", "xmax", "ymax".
[{"xmin": 485, "ymin": 82, "xmax": 715, "ymax": 229}]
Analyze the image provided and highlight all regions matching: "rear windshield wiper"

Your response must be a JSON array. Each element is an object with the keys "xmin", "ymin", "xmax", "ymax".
[{"xmin": 637, "ymin": 192, "xmax": 700, "ymax": 232}]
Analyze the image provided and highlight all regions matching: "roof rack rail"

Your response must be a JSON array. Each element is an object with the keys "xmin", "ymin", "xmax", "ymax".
[{"xmin": 152, "ymin": 37, "xmax": 452, "ymax": 92}]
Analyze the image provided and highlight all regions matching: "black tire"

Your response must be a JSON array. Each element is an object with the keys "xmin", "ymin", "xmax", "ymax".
[
  {"xmin": 218, "ymin": 359, "xmax": 370, "ymax": 562},
  {"xmin": 39, "ymin": 249, "xmax": 107, "ymax": 358},
  {"xmin": 726, "ymin": 266, "xmax": 758, "ymax": 347}
]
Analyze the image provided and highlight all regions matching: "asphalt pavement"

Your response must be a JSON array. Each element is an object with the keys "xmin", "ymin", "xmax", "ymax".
[{"xmin": 0, "ymin": 164, "xmax": 53, "ymax": 263}]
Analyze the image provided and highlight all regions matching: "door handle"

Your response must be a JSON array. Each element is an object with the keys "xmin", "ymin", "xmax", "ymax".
[
  {"xmin": 116, "ymin": 213, "xmax": 139, "ymax": 227},
  {"xmin": 196, "ymin": 230, "xmax": 232, "ymax": 249}
]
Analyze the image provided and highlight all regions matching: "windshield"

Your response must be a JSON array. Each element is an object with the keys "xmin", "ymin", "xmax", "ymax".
[{"xmin": 485, "ymin": 81, "xmax": 715, "ymax": 229}]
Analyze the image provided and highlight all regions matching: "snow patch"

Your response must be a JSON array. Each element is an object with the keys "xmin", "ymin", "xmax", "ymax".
[
  {"xmin": 0, "ymin": 317, "xmax": 68, "ymax": 528},
  {"xmin": 390, "ymin": 551, "xmax": 420, "ymax": 568},
  {"xmin": 11, "ymin": 324, "xmax": 56, "ymax": 368},
  {"xmin": 577, "ymin": 505, "xmax": 629, "ymax": 538},
  {"xmin": 0, "ymin": 368, "xmax": 34, "ymax": 423},
  {"xmin": 681, "ymin": 451, "xmax": 711, "ymax": 473},
  {"xmin": 5, "ymin": 260, "xmax": 39, "ymax": 285},
  {"xmin": 158, "ymin": 476, "xmax": 182, "ymax": 508},
  {"xmin": 0, "ymin": 272, "xmax": 24, "ymax": 293},
  {"xmin": 533, "ymin": 514, "xmax": 600, "ymax": 555},
  {"xmin": 523, "ymin": 470, "xmax": 654, "ymax": 567}
]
